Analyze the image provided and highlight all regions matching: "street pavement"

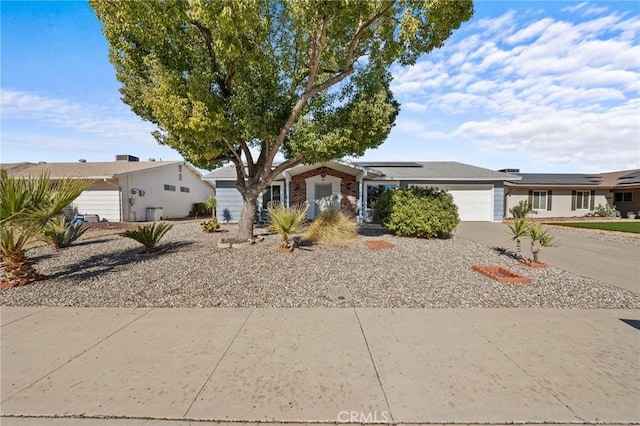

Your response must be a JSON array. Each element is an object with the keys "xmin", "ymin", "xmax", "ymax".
[
  {"xmin": 454, "ymin": 221, "xmax": 640, "ymax": 294},
  {"xmin": 1, "ymin": 307, "xmax": 639, "ymax": 425}
]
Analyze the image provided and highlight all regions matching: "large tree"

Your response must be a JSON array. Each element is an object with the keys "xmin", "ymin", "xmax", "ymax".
[{"xmin": 91, "ymin": 0, "xmax": 473, "ymax": 239}]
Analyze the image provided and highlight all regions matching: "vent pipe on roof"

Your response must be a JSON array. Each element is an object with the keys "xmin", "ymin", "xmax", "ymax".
[
  {"xmin": 149, "ymin": 158, "xmax": 156, "ymax": 162},
  {"xmin": 38, "ymin": 161, "xmax": 47, "ymax": 164},
  {"xmin": 79, "ymin": 159, "xmax": 86, "ymax": 163},
  {"xmin": 498, "ymin": 168, "xmax": 520, "ymax": 173}
]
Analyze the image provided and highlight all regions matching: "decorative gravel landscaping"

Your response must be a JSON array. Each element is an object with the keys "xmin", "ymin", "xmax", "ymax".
[{"xmin": 1, "ymin": 221, "xmax": 638, "ymax": 309}]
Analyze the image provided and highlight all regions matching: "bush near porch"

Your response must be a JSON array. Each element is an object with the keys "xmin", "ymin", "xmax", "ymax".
[{"xmin": 374, "ymin": 187, "xmax": 459, "ymax": 238}]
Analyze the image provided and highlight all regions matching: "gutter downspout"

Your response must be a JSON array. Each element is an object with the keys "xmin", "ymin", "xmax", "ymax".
[{"xmin": 103, "ymin": 178, "xmax": 123, "ymax": 222}]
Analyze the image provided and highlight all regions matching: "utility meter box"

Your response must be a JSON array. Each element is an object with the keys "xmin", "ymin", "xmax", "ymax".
[{"xmin": 146, "ymin": 207, "xmax": 164, "ymax": 221}]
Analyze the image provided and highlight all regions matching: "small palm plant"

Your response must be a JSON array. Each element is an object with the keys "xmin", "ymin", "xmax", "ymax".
[
  {"xmin": 205, "ymin": 195, "xmax": 216, "ymax": 219},
  {"xmin": 528, "ymin": 223, "xmax": 556, "ymax": 264},
  {"xmin": 507, "ymin": 218, "xmax": 530, "ymax": 260},
  {"xmin": 43, "ymin": 216, "xmax": 88, "ymax": 249},
  {"xmin": 1, "ymin": 170, "xmax": 89, "ymax": 286},
  {"xmin": 267, "ymin": 203, "xmax": 308, "ymax": 249},
  {"xmin": 123, "ymin": 222, "xmax": 173, "ymax": 254}
]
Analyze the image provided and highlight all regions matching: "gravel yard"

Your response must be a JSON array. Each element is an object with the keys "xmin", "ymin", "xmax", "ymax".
[{"xmin": 1, "ymin": 221, "xmax": 638, "ymax": 308}]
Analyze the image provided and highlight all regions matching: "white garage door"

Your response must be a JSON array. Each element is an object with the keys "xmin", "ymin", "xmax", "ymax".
[
  {"xmin": 72, "ymin": 190, "xmax": 121, "ymax": 222},
  {"xmin": 415, "ymin": 184, "xmax": 493, "ymax": 221}
]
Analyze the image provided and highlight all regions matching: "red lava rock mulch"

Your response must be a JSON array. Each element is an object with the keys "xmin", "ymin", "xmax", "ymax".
[
  {"xmin": 472, "ymin": 265, "xmax": 531, "ymax": 285},
  {"xmin": 365, "ymin": 239, "xmax": 396, "ymax": 250}
]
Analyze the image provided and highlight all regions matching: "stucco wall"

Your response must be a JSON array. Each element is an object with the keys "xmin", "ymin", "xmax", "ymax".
[
  {"xmin": 119, "ymin": 164, "xmax": 213, "ymax": 221},
  {"xmin": 505, "ymin": 188, "xmax": 611, "ymax": 218}
]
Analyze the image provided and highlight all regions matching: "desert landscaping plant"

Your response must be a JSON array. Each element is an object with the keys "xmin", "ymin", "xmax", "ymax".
[
  {"xmin": 123, "ymin": 222, "xmax": 173, "ymax": 254},
  {"xmin": 507, "ymin": 218, "xmax": 530, "ymax": 259},
  {"xmin": 304, "ymin": 207, "xmax": 357, "ymax": 245},
  {"xmin": 528, "ymin": 223, "xmax": 556, "ymax": 264},
  {"xmin": 376, "ymin": 187, "xmax": 459, "ymax": 238},
  {"xmin": 267, "ymin": 204, "xmax": 308, "ymax": 249},
  {"xmin": 43, "ymin": 216, "xmax": 88, "ymax": 249},
  {"xmin": 201, "ymin": 218, "xmax": 220, "ymax": 233},
  {"xmin": 0, "ymin": 170, "xmax": 89, "ymax": 286},
  {"xmin": 585, "ymin": 203, "xmax": 619, "ymax": 218},
  {"xmin": 509, "ymin": 200, "xmax": 537, "ymax": 218}
]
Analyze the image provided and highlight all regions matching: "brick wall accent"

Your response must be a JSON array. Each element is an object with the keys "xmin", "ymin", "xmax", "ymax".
[{"xmin": 290, "ymin": 167, "xmax": 357, "ymax": 214}]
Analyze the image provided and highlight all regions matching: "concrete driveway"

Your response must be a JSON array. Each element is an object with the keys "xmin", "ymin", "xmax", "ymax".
[{"xmin": 454, "ymin": 222, "xmax": 640, "ymax": 294}]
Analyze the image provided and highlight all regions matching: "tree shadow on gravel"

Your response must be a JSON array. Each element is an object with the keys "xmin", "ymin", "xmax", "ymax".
[
  {"xmin": 491, "ymin": 246, "xmax": 519, "ymax": 260},
  {"xmin": 357, "ymin": 224, "xmax": 393, "ymax": 237},
  {"xmin": 45, "ymin": 241, "xmax": 194, "ymax": 283}
]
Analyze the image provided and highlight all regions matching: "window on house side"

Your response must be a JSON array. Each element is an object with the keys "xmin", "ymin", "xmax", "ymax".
[
  {"xmin": 164, "ymin": 184, "xmax": 176, "ymax": 191},
  {"xmin": 180, "ymin": 186, "xmax": 190, "ymax": 193},
  {"xmin": 576, "ymin": 191, "xmax": 590, "ymax": 209},
  {"xmin": 532, "ymin": 190, "xmax": 547, "ymax": 210},
  {"xmin": 614, "ymin": 192, "xmax": 632, "ymax": 203}
]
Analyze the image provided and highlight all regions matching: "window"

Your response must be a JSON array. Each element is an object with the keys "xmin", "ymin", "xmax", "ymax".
[
  {"xmin": 614, "ymin": 192, "xmax": 632, "ymax": 203},
  {"xmin": 532, "ymin": 191, "xmax": 547, "ymax": 210},
  {"xmin": 180, "ymin": 186, "xmax": 190, "ymax": 193},
  {"xmin": 575, "ymin": 191, "xmax": 590, "ymax": 210},
  {"xmin": 164, "ymin": 184, "xmax": 176, "ymax": 191},
  {"xmin": 261, "ymin": 184, "xmax": 282, "ymax": 208}
]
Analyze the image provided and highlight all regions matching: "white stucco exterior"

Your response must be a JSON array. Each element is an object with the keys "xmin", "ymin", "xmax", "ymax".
[{"xmin": 69, "ymin": 163, "xmax": 214, "ymax": 222}]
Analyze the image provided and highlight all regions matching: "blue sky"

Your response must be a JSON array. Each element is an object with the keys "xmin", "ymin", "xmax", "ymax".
[{"xmin": 2, "ymin": 1, "xmax": 639, "ymax": 173}]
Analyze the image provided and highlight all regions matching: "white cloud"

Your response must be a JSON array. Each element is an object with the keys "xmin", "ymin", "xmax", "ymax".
[
  {"xmin": 387, "ymin": 5, "xmax": 640, "ymax": 172},
  {"xmin": 1, "ymin": 89, "xmax": 159, "ymax": 145}
]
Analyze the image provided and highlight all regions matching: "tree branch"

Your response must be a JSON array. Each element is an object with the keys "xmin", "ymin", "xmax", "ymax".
[
  {"xmin": 270, "ymin": 156, "xmax": 304, "ymax": 181},
  {"xmin": 190, "ymin": 20, "xmax": 232, "ymax": 97},
  {"xmin": 344, "ymin": 1, "xmax": 396, "ymax": 70},
  {"xmin": 222, "ymin": 137, "xmax": 247, "ymax": 181}
]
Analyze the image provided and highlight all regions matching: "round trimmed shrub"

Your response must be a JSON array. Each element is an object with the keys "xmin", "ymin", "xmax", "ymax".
[{"xmin": 375, "ymin": 187, "xmax": 459, "ymax": 238}]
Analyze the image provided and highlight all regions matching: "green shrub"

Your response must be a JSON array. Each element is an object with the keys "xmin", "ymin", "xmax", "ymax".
[
  {"xmin": 304, "ymin": 207, "xmax": 357, "ymax": 245},
  {"xmin": 42, "ymin": 216, "xmax": 88, "ymax": 249},
  {"xmin": 509, "ymin": 200, "xmax": 537, "ymax": 218},
  {"xmin": 267, "ymin": 203, "xmax": 308, "ymax": 248},
  {"xmin": 380, "ymin": 187, "xmax": 459, "ymax": 238},
  {"xmin": 189, "ymin": 202, "xmax": 211, "ymax": 218},
  {"xmin": 123, "ymin": 222, "xmax": 173, "ymax": 253},
  {"xmin": 585, "ymin": 203, "xmax": 618, "ymax": 217},
  {"xmin": 201, "ymin": 218, "xmax": 220, "ymax": 233}
]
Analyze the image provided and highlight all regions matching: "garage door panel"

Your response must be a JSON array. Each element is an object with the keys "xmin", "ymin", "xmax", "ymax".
[
  {"xmin": 413, "ymin": 185, "xmax": 493, "ymax": 221},
  {"xmin": 73, "ymin": 190, "xmax": 121, "ymax": 222}
]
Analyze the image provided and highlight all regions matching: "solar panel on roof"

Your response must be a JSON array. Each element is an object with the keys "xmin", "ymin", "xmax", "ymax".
[{"xmin": 356, "ymin": 162, "xmax": 423, "ymax": 167}]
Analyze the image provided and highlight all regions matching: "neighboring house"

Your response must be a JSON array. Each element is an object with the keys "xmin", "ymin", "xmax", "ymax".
[
  {"xmin": 504, "ymin": 169, "xmax": 640, "ymax": 218},
  {"xmin": 203, "ymin": 161, "xmax": 519, "ymax": 222},
  {"xmin": 1, "ymin": 155, "xmax": 214, "ymax": 222}
]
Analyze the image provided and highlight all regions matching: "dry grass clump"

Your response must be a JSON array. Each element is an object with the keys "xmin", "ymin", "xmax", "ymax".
[{"xmin": 304, "ymin": 208, "xmax": 357, "ymax": 245}]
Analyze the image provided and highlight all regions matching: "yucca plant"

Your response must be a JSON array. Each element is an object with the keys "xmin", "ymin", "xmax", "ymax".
[
  {"xmin": 123, "ymin": 222, "xmax": 173, "ymax": 253},
  {"xmin": 205, "ymin": 195, "xmax": 217, "ymax": 219},
  {"xmin": 528, "ymin": 223, "xmax": 556, "ymax": 264},
  {"xmin": 507, "ymin": 218, "xmax": 530, "ymax": 259},
  {"xmin": 304, "ymin": 207, "xmax": 357, "ymax": 245},
  {"xmin": 42, "ymin": 216, "xmax": 88, "ymax": 249},
  {"xmin": 1, "ymin": 170, "xmax": 89, "ymax": 286},
  {"xmin": 267, "ymin": 203, "xmax": 308, "ymax": 249}
]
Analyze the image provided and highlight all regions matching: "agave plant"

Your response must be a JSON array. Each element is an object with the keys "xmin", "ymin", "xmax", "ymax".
[
  {"xmin": 123, "ymin": 222, "xmax": 173, "ymax": 253},
  {"xmin": 43, "ymin": 216, "xmax": 88, "ymax": 249},
  {"xmin": 507, "ymin": 218, "xmax": 530, "ymax": 260},
  {"xmin": 267, "ymin": 203, "xmax": 308, "ymax": 249},
  {"xmin": 528, "ymin": 223, "xmax": 556, "ymax": 264},
  {"xmin": 0, "ymin": 170, "xmax": 89, "ymax": 286}
]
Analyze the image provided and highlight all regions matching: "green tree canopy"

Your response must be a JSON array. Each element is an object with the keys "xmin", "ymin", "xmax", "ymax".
[{"xmin": 90, "ymin": 0, "xmax": 473, "ymax": 238}]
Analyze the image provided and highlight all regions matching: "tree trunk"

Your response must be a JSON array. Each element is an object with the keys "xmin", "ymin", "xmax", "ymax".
[{"xmin": 237, "ymin": 196, "xmax": 258, "ymax": 240}]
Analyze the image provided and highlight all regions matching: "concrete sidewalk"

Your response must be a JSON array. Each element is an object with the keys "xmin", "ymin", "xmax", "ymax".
[
  {"xmin": 454, "ymin": 222, "xmax": 640, "ymax": 294},
  {"xmin": 1, "ymin": 307, "xmax": 639, "ymax": 425}
]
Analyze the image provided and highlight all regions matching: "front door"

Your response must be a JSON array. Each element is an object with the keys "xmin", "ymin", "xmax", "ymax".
[{"xmin": 314, "ymin": 182, "xmax": 335, "ymax": 218}]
